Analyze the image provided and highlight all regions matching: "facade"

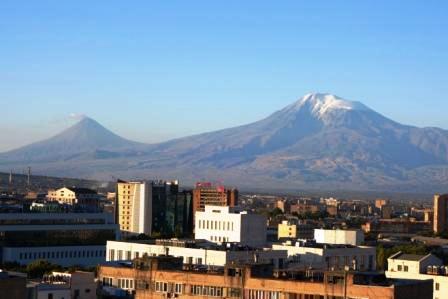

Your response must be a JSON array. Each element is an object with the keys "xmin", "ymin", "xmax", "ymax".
[
  {"xmin": 278, "ymin": 220, "xmax": 297, "ymax": 240},
  {"xmin": 116, "ymin": 180, "xmax": 193, "ymax": 237},
  {"xmin": 434, "ymin": 194, "xmax": 448, "ymax": 234},
  {"xmin": 47, "ymin": 187, "xmax": 100, "ymax": 208},
  {"xmin": 314, "ymin": 229, "xmax": 364, "ymax": 246},
  {"xmin": 272, "ymin": 240, "xmax": 376, "ymax": 271},
  {"xmin": 362, "ymin": 219, "xmax": 432, "ymax": 235},
  {"xmin": 386, "ymin": 252, "xmax": 447, "ymax": 299},
  {"xmin": 0, "ymin": 271, "xmax": 27, "ymax": 299},
  {"xmin": 195, "ymin": 205, "xmax": 267, "ymax": 247},
  {"xmin": 0, "ymin": 212, "xmax": 119, "ymax": 266},
  {"xmin": 27, "ymin": 271, "xmax": 96, "ymax": 299},
  {"xmin": 106, "ymin": 240, "xmax": 287, "ymax": 268},
  {"xmin": 97, "ymin": 255, "xmax": 433, "ymax": 299},
  {"xmin": 278, "ymin": 220, "xmax": 314, "ymax": 240},
  {"xmin": 192, "ymin": 182, "xmax": 238, "ymax": 216},
  {"xmin": 375, "ymin": 198, "xmax": 389, "ymax": 210}
]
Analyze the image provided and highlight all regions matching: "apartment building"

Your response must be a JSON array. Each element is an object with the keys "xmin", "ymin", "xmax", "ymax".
[
  {"xmin": 386, "ymin": 252, "xmax": 448, "ymax": 299},
  {"xmin": 97, "ymin": 255, "xmax": 432, "ymax": 299}
]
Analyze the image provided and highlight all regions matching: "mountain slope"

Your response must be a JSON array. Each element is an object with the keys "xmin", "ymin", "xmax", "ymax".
[
  {"xmin": 0, "ymin": 117, "xmax": 150, "ymax": 162},
  {"xmin": 1, "ymin": 93, "xmax": 448, "ymax": 192}
]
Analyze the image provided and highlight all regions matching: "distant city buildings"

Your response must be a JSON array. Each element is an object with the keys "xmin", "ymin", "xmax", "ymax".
[
  {"xmin": 433, "ymin": 194, "xmax": 448, "ymax": 234},
  {"xmin": 195, "ymin": 205, "xmax": 266, "ymax": 247}
]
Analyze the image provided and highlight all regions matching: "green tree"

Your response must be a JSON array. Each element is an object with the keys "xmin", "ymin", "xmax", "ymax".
[{"xmin": 26, "ymin": 260, "xmax": 62, "ymax": 278}]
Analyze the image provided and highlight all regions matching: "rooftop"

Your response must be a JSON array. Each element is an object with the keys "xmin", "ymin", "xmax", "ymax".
[{"xmin": 390, "ymin": 253, "xmax": 426, "ymax": 261}]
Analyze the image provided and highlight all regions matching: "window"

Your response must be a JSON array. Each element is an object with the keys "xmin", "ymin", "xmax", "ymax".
[
  {"xmin": 436, "ymin": 282, "xmax": 440, "ymax": 291},
  {"xmin": 404, "ymin": 265, "xmax": 409, "ymax": 272},
  {"xmin": 155, "ymin": 281, "xmax": 168, "ymax": 293},
  {"xmin": 175, "ymin": 283, "xmax": 183, "ymax": 294},
  {"xmin": 397, "ymin": 265, "xmax": 402, "ymax": 271}
]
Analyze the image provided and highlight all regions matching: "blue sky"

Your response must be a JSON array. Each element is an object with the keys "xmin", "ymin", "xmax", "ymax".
[{"xmin": 1, "ymin": 1, "xmax": 447, "ymax": 151}]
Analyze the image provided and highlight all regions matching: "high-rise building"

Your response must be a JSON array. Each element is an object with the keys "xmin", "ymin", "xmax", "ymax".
[
  {"xmin": 116, "ymin": 180, "xmax": 193, "ymax": 237},
  {"xmin": 433, "ymin": 194, "xmax": 448, "ymax": 234},
  {"xmin": 192, "ymin": 182, "xmax": 238, "ymax": 216}
]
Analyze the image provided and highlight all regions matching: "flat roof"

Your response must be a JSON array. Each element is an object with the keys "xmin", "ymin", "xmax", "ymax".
[{"xmin": 391, "ymin": 253, "xmax": 425, "ymax": 261}]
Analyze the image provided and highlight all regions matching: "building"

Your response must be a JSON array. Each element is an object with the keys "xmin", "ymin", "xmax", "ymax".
[
  {"xmin": 434, "ymin": 194, "xmax": 448, "ymax": 234},
  {"xmin": 106, "ymin": 239, "xmax": 287, "ymax": 268},
  {"xmin": 314, "ymin": 229, "xmax": 364, "ymax": 246},
  {"xmin": 272, "ymin": 240, "xmax": 376, "ymax": 271},
  {"xmin": 195, "ymin": 205, "xmax": 266, "ymax": 247},
  {"xmin": 362, "ymin": 219, "xmax": 432, "ymax": 235},
  {"xmin": 0, "ymin": 271, "xmax": 27, "ymax": 299},
  {"xmin": 47, "ymin": 187, "xmax": 100, "ymax": 209},
  {"xmin": 192, "ymin": 182, "xmax": 238, "ymax": 216},
  {"xmin": 278, "ymin": 220, "xmax": 314, "ymax": 240},
  {"xmin": 97, "ymin": 255, "xmax": 433, "ymax": 299},
  {"xmin": 275, "ymin": 199, "xmax": 290, "ymax": 213},
  {"xmin": 0, "ymin": 212, "xmax": 119, "ymax": 266},
  {"xmin": 27, "ymin": 271, "xmax": 96, "ymax": 299},
  {"xmin": 375, "ymin": 198, "xmax": 389, "ymax": 210},
  {"xmin": 386, "ymin": 252, "xmax": 447, "ymax": 299},
  {"xmin": 382, "ymin": 205, "xmax": 393, "ymax": 219},
  {"xmin": 290, "ymin": 200, "xmax": 323, "ymax": 215},
  {"xmin": 116, "ymin": 180, "xmax": 193, "ymax": 237}
]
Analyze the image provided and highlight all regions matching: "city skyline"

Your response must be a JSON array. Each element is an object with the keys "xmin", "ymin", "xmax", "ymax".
[{"xmin": 1, "ymin": 1, "xmax": 448, "ymax": 151}]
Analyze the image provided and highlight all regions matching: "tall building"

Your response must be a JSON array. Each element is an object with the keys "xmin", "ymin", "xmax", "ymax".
[
  {"xmin": 195, "ymin": 205, "xmax": 266, "ymax": 247},
  {"xmin": 116, "ymin": 180, "xmax": 193, "ymax": 237},
  {"xmin": 433, "ymin": 194, "xmax": 448, "ymax": 234},
  {"xmin": 192, "ymin": 182, "xmax": 238, "ymax": 216}
]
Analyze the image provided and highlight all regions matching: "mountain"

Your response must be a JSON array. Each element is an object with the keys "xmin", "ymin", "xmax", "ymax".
[
  {"xmin": 0, "ymin": 117, "xmax": 150, "ymax": 163},
  {"xmin": 2, "ymin": 93, "xmax": 448, "ymax": 192}
]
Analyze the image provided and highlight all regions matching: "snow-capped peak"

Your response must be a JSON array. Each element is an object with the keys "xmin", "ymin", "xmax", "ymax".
[{"xmin": 289, "ymin": 93, "xmax": 369, "ymax": 117}]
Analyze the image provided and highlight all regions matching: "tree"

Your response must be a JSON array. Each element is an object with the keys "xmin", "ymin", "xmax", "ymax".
[{"xmin": 26, "ymin": 260, "xmax": 62, "ymax": 278}]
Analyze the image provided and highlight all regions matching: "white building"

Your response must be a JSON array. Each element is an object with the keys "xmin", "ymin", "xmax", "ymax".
[
  {"xmin": 386, "ymin": 251, "xmax": 447, "ymax": 299},
  {"xmin": 314, "ymin": 229, "xmax": 364, "ymax": 246},
  {"xmin": 272, "ymin": 240, "xmax": 376, "ymax": 271},
  {"xmin": 47, "ymin": 187, "xmax": 99, "ymax": 207},
  {"xmin": 0, "ymin": 213, "xmax": 119, "ymax": 266},
  {"xmin": 28, "ymin": 271, "xmax": 96, "ymax": 299},
  {"xmin": 107, "ymin": 240, "xmax": 287, "ymax": 268},
  {"xmin": 195, "ymin": 205, "xmax": 267, "ymax": 247}
]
